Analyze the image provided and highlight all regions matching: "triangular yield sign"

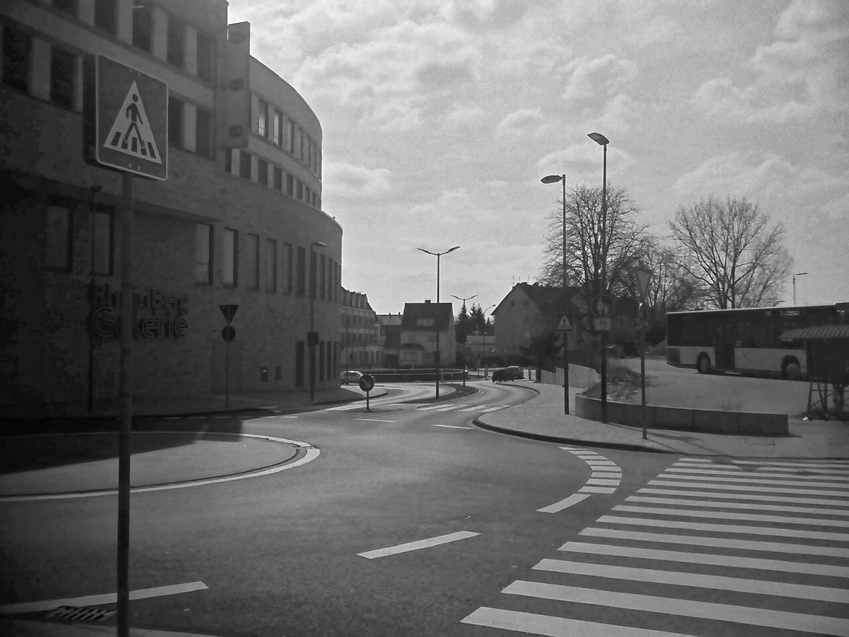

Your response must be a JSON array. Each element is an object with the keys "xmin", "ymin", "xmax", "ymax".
[
  {"xmin": 557, "ymin": 315, "xmax": 572, "ymax": 330},
  {"xmin": 104, "ymin": 81, "xmax": 163, "ymax": 164},
  {"xmin": 635, "ymin": 267, "xmax": 652, "ymax": 301},
  {"xmin": 219, "ymin": 304, "xmax": 238, "ymax": 325}
]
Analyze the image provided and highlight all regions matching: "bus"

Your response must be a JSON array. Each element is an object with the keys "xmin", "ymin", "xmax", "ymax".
[{"xmin": 666, "ymin": 303, "xmax": 849, "ymax": 380}]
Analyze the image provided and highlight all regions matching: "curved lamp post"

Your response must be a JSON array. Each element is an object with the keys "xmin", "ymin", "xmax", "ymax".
[
  {"xmin": 418, "ymin": 246, "xmax": 460, "ymax": 398},
  {"xmin": 793, "ymin": 272, "xmax": 808, "ymax": 305},
  {"xmin": 542, "ymin": 173, "xmax": 570, "ymax": 414},
  {"xmin": 310, "ymin": 241, "xmax": 327, "ymax": 401},
  {"xmin": 451, "ymin": 294, "xmax": 477, "ymax": 388},
  {"xmin": 588, "ymin": 132, "xmax": 610, "ymax": 423}
]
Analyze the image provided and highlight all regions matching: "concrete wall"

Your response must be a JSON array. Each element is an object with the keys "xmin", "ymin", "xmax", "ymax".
[
  {"xmin": 574, "ymin": 394, "xmax": 789, "ymax": 436},
  {"xmin": 540, "ymin": 365, "xmax": 600, "ymax": 389}
]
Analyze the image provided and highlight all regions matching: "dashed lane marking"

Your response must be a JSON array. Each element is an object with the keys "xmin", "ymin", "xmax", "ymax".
[
  {"xmin": 433, "ymin": 424, "xmax": 474, "ymax": 429},
  {"xmin": 354, "ymin": 418, "xmax": 396, "ymax": 423},
  {"xmin": 358, "ymin": 531, "xmax": 480, "ymax": 559}
]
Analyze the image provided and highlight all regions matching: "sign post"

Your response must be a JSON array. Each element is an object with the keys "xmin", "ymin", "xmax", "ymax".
[
  {"xmin": 85, "ymin": 55, "xmax": 168, "ymax": 637},
  {"xmin": 633, "ymin": 265, "xmax": 653, "ymax": 439},
  {"xmin": 591, "ymin": 295, "xmax": 615, "ymax": 423},
  {"xmin": 555, "ymin": 312, "xmax": 575, "ymax": 414},
  {"xmin": 220, "ymin": 305, "xmax": 239, "ymax": 408},
  {"xmin": 360, "ymin": 374, "xmax": 375, "ymax": 411}
]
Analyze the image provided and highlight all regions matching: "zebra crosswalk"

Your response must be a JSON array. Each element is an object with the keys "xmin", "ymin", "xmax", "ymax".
[
  {"xmin": 325, "ymin": 402, "xmax": 509, "ymax": 414},
  {"xmin": 462, "ymin": 456, "xmax": 849, "ymax": 637}
]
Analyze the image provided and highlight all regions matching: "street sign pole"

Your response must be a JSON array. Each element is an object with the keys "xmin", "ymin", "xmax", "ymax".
[
  {"xmin": 640, "ymin": 303, "xmax": 647, "ymax": 439},
  {"xmin": 563, "ymin": 334, "xmax": 570, "ymax": 415},
  {"xmin": 219, "ymin": 306, "xmax": 238, "ymax": 409},
  {"xmin": 117, "ymin": 171, "xmax": 134, "ymax": 637}
]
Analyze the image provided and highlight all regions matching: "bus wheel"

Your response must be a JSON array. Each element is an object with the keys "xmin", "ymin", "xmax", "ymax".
[
  {"xmin": 697, "ymin": 354, "xmax": 711, "ymax": 374},
  {"xmin": 783, "ymin": 358, "xmax": 801, "ymax": 381}
]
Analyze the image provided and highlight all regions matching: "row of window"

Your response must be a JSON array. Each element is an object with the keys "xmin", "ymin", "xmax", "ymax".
[
  {"xmin": 53, "ymin": 0, "xmax": 215, "ymax": 83},
  {"xmin": 294, "ymin": 340, "xmax": 338, "ymax": 386},
  {"xmin": 45, "ymin": 201, "xmax": 113, "ymax": 273},
  {"xmin": 256, "ymin": 98, "xmax": 321, "ymax": 178},
  {"xmin": 194, "ymin": 224, "xmax": 339, "ymax": 301},
  {"xmin": 342, "ymin": 314, "xmax": 377, "ymax": 328},
  {"xmin": 342, "ymin": 333, "xmax": 378, "ymax": 345},
  {"xmin": 225, "ymin": 150, "xmax": 321, "ymax": 209}
]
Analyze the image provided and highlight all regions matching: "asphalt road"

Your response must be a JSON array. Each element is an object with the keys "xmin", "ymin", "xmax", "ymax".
[{"xmin": 2, "ymin": 380, "xmax": 847, "ymax": 637}]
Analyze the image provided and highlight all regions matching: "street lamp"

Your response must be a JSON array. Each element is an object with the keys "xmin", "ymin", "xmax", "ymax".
[
  {"xmin": 451, "ymin": 294, "xmax": 477, "ymax": 388},
  {"xmin": 418, "ymin": 246, "xmax": 460, "ymax": 398},
  {"xmin": 588, "ymin": 131, "xmax": 610, "ymax": 423},
  {"xmin": 309, "ymin": 241, "xmax": 327, "ymax": 401},
  {"xmin": 793, "ymin": 272, "xmax": 808, "ymax": 305},
  {"xmin": 542, "ymin": 173, "xmax": 570, "ymax": 414}
]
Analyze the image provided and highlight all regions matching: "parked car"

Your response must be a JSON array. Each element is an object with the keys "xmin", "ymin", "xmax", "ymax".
[
  {"xmin": 492, "ymin": 366, "xmax": 524, "ymax": 382},
  {"xmin": 340, "ymin": 370, "xmax": 363, "ymax": 385}
]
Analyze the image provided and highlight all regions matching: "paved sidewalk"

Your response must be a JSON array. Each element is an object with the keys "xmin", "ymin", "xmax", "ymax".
[
  {"xmin": 476, "ymin": 382, "xmax": 849, "ymax": 458},
  {"xmin": 0, "ymin": 619, "xmax": 219, "ymax": 637}
]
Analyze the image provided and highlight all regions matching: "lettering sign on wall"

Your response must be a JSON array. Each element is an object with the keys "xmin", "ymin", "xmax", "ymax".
[{"xmin": 91, "ymin": 284, "xmax": 189, "ymax": 338}]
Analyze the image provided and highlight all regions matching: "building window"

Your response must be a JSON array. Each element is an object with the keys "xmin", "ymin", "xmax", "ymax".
[
  {"xmin": 265, "ymin": 238, "xmax": 277, "ymax": 292},
  {"xmin": 2, "ymin": 26, "xmax": 31, "ymax": 93},
  {"xmin": 167, "ymin": 16, "xmax": 184, "ymax": 69},
  {"xmin": 309, "ymin": 249, "xmax": 317, "ymax": 299},
  {"xmin": 168, "ymin": 97, "xmax": 183, "ymax": 147},
  {"xmin": 132, "ymin": 2, "xmax": 153, "ymax": 53},
  {"xmin": 296, "ymin": 126, "xmax": 303, "ymax": 160},
  {"xmin": 257, "ymin": 99, "xmax": 268, "ymax": 138},
  {"xmin": 273, "ymin": 112, "xmax": 282, "ymax": 146},
  {"xmin": 195, "ymin": 223, "xmax": 212, "ymax": 284},
  {"xmin": 196, "ymin": 32, "xmax": 213, "ymax": 82},
  {"xmin": 319, "ymin": 341, "xmax": 325, "ymax": 382},
  {"xmin": 46, "ymin": 205, "xmax": 72, "ymax": 271},
  {"xmin": 50, "ymin": 47, "xmax": 75, "ymax": 109},
  {"xmin": 296, "ymin": 180, "xmax": 303, "ymax": 201},
  {"xmin": 94, "ymin": 0, "xmax": 117, "ymax": 35},
  {"xmin": 305, "ymin": 186, "xmax": 312, "ymax": 206},
  {"xmin": 222, "ymin": 228, "xmax": 237, "ymax": 286},
  {"xmin": 225, "ymin": 148, "xmax": 232, "ymax": 174},
  {"xmin": 273, "ymin": 167, "xmax": 283, "ymax": 191},
  {"xmin": 295, "ymin": 341, "xmax": 305, "ymax": 386},
  {"xmin": 239, "ymin": 150, "xmax": 251, "ymax": 179},
  {"xmin": 245, "ymin": 233, "xmax": 259, "ymax": 289},
  {"xmin": 286, "ymin": 174, "xmax": 294, "ymax": 196},
  {"xmin": 320, "ymin": 254, "xmax": 326, "ymax": 300},
  {"xmin": 92, "ymin": 208, "xmax": 113, "ymax": 275},
  {"xmin": 195, "ymin": 107, "xmax": 211, "ymax": 158},
  {"xmin": 296, "ymin": 246, "xmax": 306, "ymax": 296},
  {"xmin": 282, "ymin": 242, "xmax": 292, "ymax": 294},
  {"xmin": 258, "ymin": 159, "xmax": 268, "ymax": 186},
  {"xmin": 287, "ymin": 119, "xmax": 294, "ymax": 153}
]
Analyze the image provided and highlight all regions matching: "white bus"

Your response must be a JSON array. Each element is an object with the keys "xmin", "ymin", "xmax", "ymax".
[{"xmin": 666, "ymin": 303, "xmax": 849, "ymax": 380}]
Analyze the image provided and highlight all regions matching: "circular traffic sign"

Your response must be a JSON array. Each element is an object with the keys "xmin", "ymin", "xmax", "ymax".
[
  {"xmin": 591, "ymin": 294, "xmax": 615, "ymax": 318},
  {"xmin": 221, "ymin": 325, "xmax": 236, "ymax": 342},
  {"xmin": 359, "ymin": 374, "xmax": 375, "ymax": 393}
]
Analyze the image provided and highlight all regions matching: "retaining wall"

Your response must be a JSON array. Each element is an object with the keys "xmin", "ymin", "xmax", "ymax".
[{"xmin": 540, "ymin": 365, "xmax": 600, "ymax": 389}]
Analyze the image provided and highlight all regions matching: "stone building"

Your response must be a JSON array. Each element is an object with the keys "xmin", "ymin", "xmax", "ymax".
[
  {"xmin": 0, "ymin": 0, "xmax": 342, "ymax": 416},
  {"xmin": 399, "ymin": 302, "xmax": 455, "ymax": 367},
  {"xmin": 341, "ymin": 289, "xmax": 380, "ymax": 369}
]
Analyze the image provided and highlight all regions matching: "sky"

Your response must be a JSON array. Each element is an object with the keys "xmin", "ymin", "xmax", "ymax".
[{"xmin": 228, "ymin": 0, "xmax": 849, "ymax": 316}]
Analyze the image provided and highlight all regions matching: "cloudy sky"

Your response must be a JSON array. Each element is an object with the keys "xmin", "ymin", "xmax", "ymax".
[{"xmin": 229, "ymin": 0, "xmax": 848, "ymax": 316}]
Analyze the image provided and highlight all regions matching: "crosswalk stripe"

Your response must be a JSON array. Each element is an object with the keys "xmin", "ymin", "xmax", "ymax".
[
  {"xmin": 461, "ymin": 607, "xmax": 700, "ymax": 637},
  {"xmin": 654, "ymin": 473, "xmax": 849, "ymax": 489},
  {"xmin": 416, "ymin": 404, "xmax": 449, "ymax": 411},
  {"xmin": 502, "ymin": 581, "xmax": 849, "ymax": 635},
  {"xmin": 587, "ymin": 478, "xmax": 620, "ymax": 486},
  {"xmin": 597, "ymin": 514, "xmax": 849, "ymax": 542},
  {"xmin": 580, "ymin": 526, "xmax": 849, "ymax": 558},
  {"xmin": 639, "ymin": 487, "xmax": 849, "ymax": 507},
  {"xmin": 532, "ymin": 558, "xmax": 849, "ymax": 603},
  {"xmin": 590, "ymin": 472, "xmax": 622, "ymax": 479},
  {"xmin": 558, "ymin": 541, "xmax": 849, "ymax": 578},
  {"xmin": 585, "ymin": 460, "xmax": 619, "ymax": 466},
  {"xmin": 733, "ymin": 460, "xmax": 849, "ymax": 470},
  {"xmin": 665, "ymin": 467, "xmax": 849, "ymax": 481},
  {"xmin": 648, "ymin": 479, "xmax": 849, "ymax": 498},
  {"xmin": 613, "ymin": 504, "xmax": 849, "ymax": 528},
  {"xmin": 627, "ymin": 495, "xmax": 849, "ymax": 516},
  {"xmin": 537, "ymin": 493, "xmax": 591, "ymax": 514},
  {"xmin": 579, "ymin": 486, "xmax": 616, "ymax": 494}
]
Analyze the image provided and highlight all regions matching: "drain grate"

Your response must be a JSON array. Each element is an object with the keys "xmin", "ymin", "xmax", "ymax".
[{"xmin": 45, "ymin": 605, "xmax": 116, "ymax": 621}]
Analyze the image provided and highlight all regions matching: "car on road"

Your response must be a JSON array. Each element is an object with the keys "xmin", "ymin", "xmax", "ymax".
[
  {"xmin": 492, "ymin": 366, "xmax": 524, "ymax": 382},
  {"xmin": 340, "ymin": 370, "xmax": 364, "ymax": 385}
]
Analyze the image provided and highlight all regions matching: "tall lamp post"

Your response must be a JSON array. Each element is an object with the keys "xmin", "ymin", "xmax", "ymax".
[
  {"xmin": 309, "ymin": 241, "xmax": 327, "ymax": 401},
  {"xmin": 793, "ymin": 272, "xmax": 808, "ymax": 305},
  {"xmin": 418, "ymin": 246, "xmax": 460, "ymax": 398},
  {"xmin": 451, "ymin": 294, "xmax": 477, "ymax": 388},
  {"xmin": 541, "ymin": 172, "xmax": 570, "ymax": 414},
  {"xmin": 588, "ymin": 132, "xmax": 610, "ymax": 423}
]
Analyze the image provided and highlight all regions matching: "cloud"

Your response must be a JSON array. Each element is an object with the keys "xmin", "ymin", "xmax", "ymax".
[
  {"xmin": 323, "ymin": 162, "xmax": 392, "ymax": 199},
  {"xmin": 538, "ymin": 143, "xmax": 635, "ymax": 186},
  {"xmin": 693, "ymin": 0, "xmax": 849, "ymax": 123},
  {"xmin": 562, "ymin": 54, "xmax": 638, "ymax": 103},
  {"xmin": 496, "ymin": 108, "xmax": 543, "ymax": 135}
]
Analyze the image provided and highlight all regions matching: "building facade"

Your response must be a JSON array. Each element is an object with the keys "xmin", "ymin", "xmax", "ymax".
[
  {"xmin": 0, "ymin": 0, "xmax": 342, "ymax": 416},
  {"xmin": 399, "ymin": 302, "xmax": 455, "ymax": 367},
  {"xmin": 340, "ymin": 289, "xmax": 380, "ymax": 369}
]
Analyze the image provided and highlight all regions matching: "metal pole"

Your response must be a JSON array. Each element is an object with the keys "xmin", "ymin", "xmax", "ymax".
[
  {"xmin": 561, "ymin": 175, "xmax": 569, "ymax": 414},
  {"xmin": 310, "ymin": 293, "xmax": 315, "ymax": 401},
  {"xmin": 87, "ymin": 185, "xmax": 101, "ymax": 414},
  {"xmin": 600, "ymin": 144, "xmax": 608, "ymax": 424},
  {"xmin": 225, "ymin": 337, "xmax": 230, "ymax": 408},
  {"xmin": 117, "ymin": 171, "xmax": 134, "ymax": 637},
  {"xmin": 640, "ymin": 324, "xmax": 647, "ymax": 439},
  {"xmin": 435, "ymin": 254, "xmax": 440, "ymax": 398}
]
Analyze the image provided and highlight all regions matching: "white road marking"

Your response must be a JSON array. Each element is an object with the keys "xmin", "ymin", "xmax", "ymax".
[
  {"xmin": 585, "ymin": 460, "xmax": 619, "ymax": 466},
  {"xmin": 461, "ymin": 607, "xmax": 698, "ymax": 637},
  {"xmin": 354, "ymin": 418, "xmax": 396, "ymax": 423},
  {"xmin": 597, "ymin": 515, "xmax": 849, "ymax": 542},
  {"xmin": 479, "ymin": 406, "xmax": 506, "ymax": 413},
  {"xmin": 460, "ymin": 405, "xmax": 486, "ymax": 412},
  {"xmin": 591, "ymin": 471, "xmax": 623, "ymax": 479},
  {"xmin": 613, "ymin": 504, "xmax": 849, "ymax": 527},
  {"xmin": 580, "ymin": 526, "xmax": 849, "ymax": 558},
  {"xmin": 656, "ymin": 472, "xmax": 849, "ymax": 489},
  {"xmin": 558, "ymin": 541, "xmax": 849, "ymax": 578},
  {"xmin": 586, "ymin": 478, "xmax": 621, "ymax": 486},
  {"xmin": 666, "ymin": 467, "xmax": 849, "ymax": 481},
  {"xmin": 417, "ymin": 404, "xmax": 450, "ymax": 411},
  {"xmin": 627, "ymin": 495, "xmax": 849, "ymax": 516},
  {"xmin": 433, "ymin": 424, "xmax": 473, "ymax": 429},
  {"xmin": 648, "ymin": 480, "xmax": 849, "ymax": 498},
  {"xmin": 357, "ymin": 530, "xmax": 479, "ymax": 559},
  {"xmin": 0, "ymin": 581, "xmax": 207, "ymax": 615},
  {"xmin": 639, "ymin": 487, "xmax": 849, "ymax": 507},
  {"xmin": 0, "ymin": 433, "xmax": 319, "ymax": 502},
  {"xmin": 537, "ymin": 493, "xmax": 591, "ymax": 514},
  {"xmin": 502, "ymin": 581, "xmax": 849, "ymax": 635},
  {"xmin": 734, "ymin": 460, "xmax": 849, "ymax": 470},
  {"xmin": 579, "ymin": 486, "xmax": 616, "ymax": 494},
  {"xmin": 434, "ymin": 405, "xmax": 461, "ymax": 412},
  {"xmin": 533, "ymin": 559, "xmax": 849, "ymax": 603}
]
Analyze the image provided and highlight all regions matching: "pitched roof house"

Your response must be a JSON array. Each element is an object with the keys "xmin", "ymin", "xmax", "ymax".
[{"xmin": 399, "ymin": 302, "xmax": 456, "ymax": 367}]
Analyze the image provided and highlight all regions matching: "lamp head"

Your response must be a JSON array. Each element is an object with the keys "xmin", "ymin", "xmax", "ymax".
[
  {"xmin": 541, "ymin": 175, "xmax": 563, "ymax": 184},
  {"xmin": 588, "ymin": 132, "xmax": 609, "ymax": 146},
  {"xmin": 447, "ymin": 246, "xmax": 461, "ymax": 254}
]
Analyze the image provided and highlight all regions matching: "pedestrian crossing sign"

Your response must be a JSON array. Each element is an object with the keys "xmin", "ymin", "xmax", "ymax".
[
  {"xmin": 556, "ymin": 312, "xmax": 574, "ymax": 331},
  {"xmin": 93, "ymin": 56, "xmax": 168, "ymax": 180}
]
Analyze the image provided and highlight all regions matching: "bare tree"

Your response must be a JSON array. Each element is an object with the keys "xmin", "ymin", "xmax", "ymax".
[
  {"xmin": 669, "ymin": 196, "xmax": 792, "ymax": 309},
  {"xmin": 540, "ymin": 184, "xmax": 652, "ymax": 300}
]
